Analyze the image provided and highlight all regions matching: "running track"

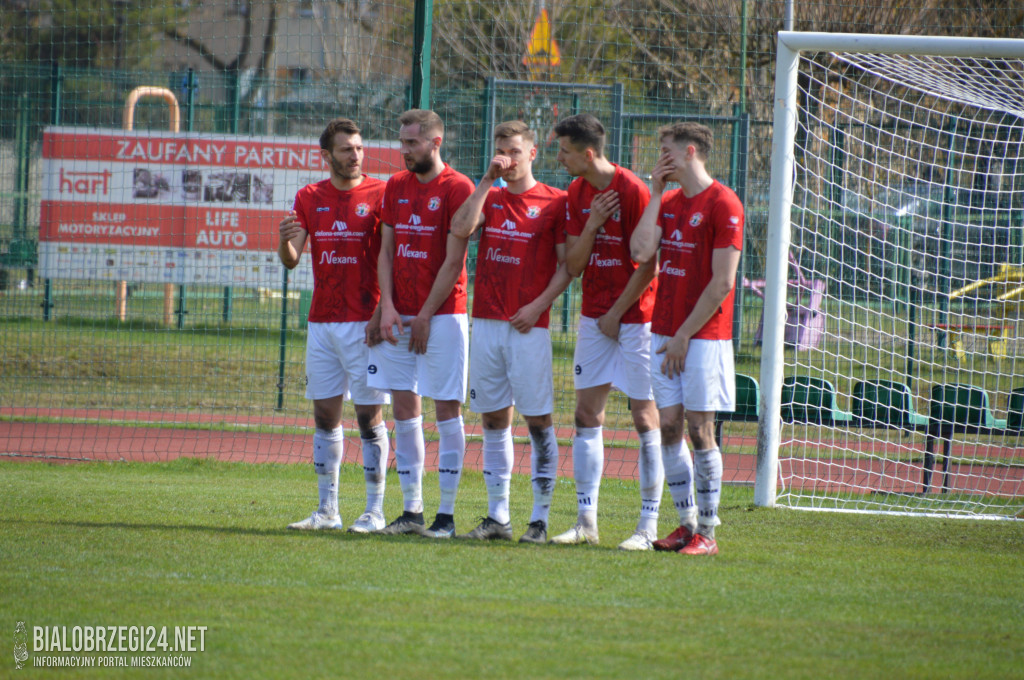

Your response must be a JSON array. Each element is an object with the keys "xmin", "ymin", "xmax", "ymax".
[{"xmin": 3, "ymin": 407, "xmax": 1022, "ymax": 496}]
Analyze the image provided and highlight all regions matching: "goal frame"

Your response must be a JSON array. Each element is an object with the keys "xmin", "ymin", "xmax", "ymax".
[{"xmin": 754, "ymin": 31, "xmax": 1024, "ymax": 508}]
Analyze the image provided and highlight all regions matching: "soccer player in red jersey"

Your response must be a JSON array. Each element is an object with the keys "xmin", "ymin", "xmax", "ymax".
[
  {"xmin": 369, "ymin": 109, "xmax": 475, "ymax": 538},
  {"xmin": 550, "ymin": 113, "xmax": 664, "ymax": 550},
  {"xmin": 278, "ymin": 117, "xmax": 391, "ymax": 534},
  {"xmin": 449, "ymin": 120, "xmax": 572, "ymax": 543},
  {"xmin": 630, "ymin": 122, "xmax": 744, "ymax": 556}
]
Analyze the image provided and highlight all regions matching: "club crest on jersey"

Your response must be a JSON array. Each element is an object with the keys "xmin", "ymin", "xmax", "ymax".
[
  {"xmin": 689, "ymin": 212, "xmax": 705, "ymax": 227},
  {"xmin": 612, "ymin": 210, "xmax": 621, "ymax": 222},
  {"xmin": 428, "ymin": 197, "xmax": 441, "ymax": 211},
  {"xmin": 526, "ymin": 205, "xmax": 541, "ymax": 218},
  {"xmin": 355, "ymin": 203, "xmax": 371, "ymax": 216}
]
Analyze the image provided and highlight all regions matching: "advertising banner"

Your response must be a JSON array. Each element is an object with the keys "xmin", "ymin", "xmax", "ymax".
[{"xmin": 39, "ymin": 126, "xmax": 401, "ymax": 289}]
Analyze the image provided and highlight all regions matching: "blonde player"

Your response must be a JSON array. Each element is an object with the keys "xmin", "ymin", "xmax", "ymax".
[{"xmin": 450, "ymin": 121, "xmax": 571, "ymax": 543}]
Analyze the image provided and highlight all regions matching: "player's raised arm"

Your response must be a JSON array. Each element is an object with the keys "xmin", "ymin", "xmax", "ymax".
[
  {"xmin": 451, "ymin": 156, "xmax": 510, "ymax": 239},
  {"xmin": 631, "ymin": 153, "xmax": 676, "ymax": 265},
  {"xmin": 565, "ymin": 190, "xmax": 619, "ymax": 277},
  {"xmin": 277, "ymin": 210, "xmax": 308, "ymax": 269}
]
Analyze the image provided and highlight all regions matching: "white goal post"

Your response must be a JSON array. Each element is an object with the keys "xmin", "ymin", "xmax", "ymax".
[{"xmin": 755, "ymin": 32, "xmax": 1024, "ymax": 519}]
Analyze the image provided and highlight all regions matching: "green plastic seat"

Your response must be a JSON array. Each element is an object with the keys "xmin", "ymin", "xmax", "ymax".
[
  {"xmin": 1006, "ymin": 387, "xmax": 1024, "ymax": 431},
  {"xmin": 851, "ymin": 380, "xmax": 929, "ymax": 430},
  {"xmin": 781, "ymin": 375, "xmax": 853, "ymax": 424},
  {"xmin": 923, "ymin": 383, "xmax": 1008, "ymax": 494},
  {"xmin": 928, "ymin": 384, "xmax": 1007, "ymax": 430}
]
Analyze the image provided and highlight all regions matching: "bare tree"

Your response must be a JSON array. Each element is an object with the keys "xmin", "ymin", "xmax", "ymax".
[{"xmin": 163, "ymin": 0, "xmax": 280, "ymax": 105}]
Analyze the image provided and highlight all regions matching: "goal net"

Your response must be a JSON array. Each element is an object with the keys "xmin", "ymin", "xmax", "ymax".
[{"xmin": 756, "ymin": 32, "xmax": 1024, "ymax": 520}]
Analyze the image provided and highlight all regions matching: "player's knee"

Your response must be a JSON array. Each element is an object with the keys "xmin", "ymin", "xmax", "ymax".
[
  {"xmin": 660, "ymin": 420, "xmax": 683, "ymax": 445},
  {"xmin": 525, "ymin": 415, "xmax": 552, "ymax": 435},
  {"xmin": 688, "ymin": 423, "xmax": 716, "ymax": 450},
  {"xmin": 313, "ymin": 414, "xmax": 340, "ymax": 431}
]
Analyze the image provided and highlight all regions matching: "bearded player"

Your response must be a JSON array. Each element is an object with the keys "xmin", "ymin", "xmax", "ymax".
[
  {"xmin": 370, "ymin": 109, "xmax": 475, "ymax": 538},
  {"xmin": 279, "ymin": 117, "xmax": 391, "ymax": 533}
]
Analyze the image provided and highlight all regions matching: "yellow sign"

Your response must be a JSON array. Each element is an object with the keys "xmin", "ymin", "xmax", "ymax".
[{"xmin": 523, "ymin": 9, "xmax": 561, "ymax": 68}]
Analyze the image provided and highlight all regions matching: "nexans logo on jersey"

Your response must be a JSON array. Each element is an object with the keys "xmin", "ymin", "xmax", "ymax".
[
  {"xmin": 292, "ymin": 175, "xmax": 385, "ymax": 324},
  {"xmin": 381, "ymin": 164, "xmax": 475, "ymax": 316}
]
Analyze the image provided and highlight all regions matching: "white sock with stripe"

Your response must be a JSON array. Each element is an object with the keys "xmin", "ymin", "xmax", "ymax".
[
  {"xmin": 482, "ymin": 426, "xmax": 513, "ymax": 525},
  {"xmin": 529, "ymin": 425, "xmax": 560, "ymax": 525},
  {"xmin": 662, "ymin": 439, "xmax": 697, "ymax": 531},
  {"xmin": 361, "ymin": 422, "xmax": 389, "ymax": 516},
  {"xmin": 436, "ymin": 415, "xmax": 465, "ymax": 516},
  {"xmin": 394, "ymin": 416, "xmax": 424, "ymax": 514},
  {"xmin": 694, "ymin": 447, "xmax": 723, "ymax": 539},
  {"xmin": 637, "ymin": 428, "xmax": 664, "ymax": 535},
  {"xmin": 313, "ymin": 426, "xmax": 344, "ymax": 517},
  {"xmin": 572, "ymin": 426, "xmax": 603, "ymax": 528}
]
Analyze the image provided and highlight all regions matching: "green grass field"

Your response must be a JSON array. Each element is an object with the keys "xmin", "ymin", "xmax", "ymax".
[{"xmin": 3, "ymin": 459, "xmax": 1022, "ymax": 679}]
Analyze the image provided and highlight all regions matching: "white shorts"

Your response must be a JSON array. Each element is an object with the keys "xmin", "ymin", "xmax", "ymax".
[
  {"xmin": 305, "ymin": 321, "xmax": 390, "ymax": 405},
  {"xmin": 469, "ymin": 318, "xmax": 554, "ymax": 416},
  {"xmin": 367, "ymin": 313, "xmax": 468, "ymax": 402},
  {"xmin": 573, "ymin": 316, "xmax": 654, "ymax": 401},
  {"xmin": 650, "ymin": 335, "xmax": 735, "ymax": 412}
]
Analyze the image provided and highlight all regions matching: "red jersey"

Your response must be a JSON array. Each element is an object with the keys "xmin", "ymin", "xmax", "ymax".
[
  {"xmin": 651, "ymin": 180, "xmax": 744, "ymax": 339},
  {"xmin": 381, "ymin": 164, "xmax": 474, "ymax": 315},
  {"xmin": 292, "ymin": 176, "xmax": 385, "ymax": 323},
  {"xmin": 565, "ymin": 164, "xmax": 657, "ymax": 323},
  {"xmin": 472, "ymin": 182, "xmax": 567, "ymax": 329}
]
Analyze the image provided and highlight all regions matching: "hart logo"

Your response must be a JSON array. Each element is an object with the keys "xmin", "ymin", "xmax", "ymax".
[
  {"xmin": 501, "ymin": 219, "xmax": 517, "ymax": 231},
  {"xmin": 59, "ymin": 168, "xmax": 112, "ymax": 196},
  {"xmin": 355, "ymin": 203, "xmax": 371, "ymax": 217},
  {"xmin": 663, "ymin": 213, "xmax": 676, "ymax": 219},
  {"xmin": 689, "ymin": 212, "xmax": 704, "ymax": 227},
  {"xmin": 332, "ymin": 220, "xmax": 348, "ymax": 231},
  {"xmin": 409, "ymin": 214, "xmax": 422, "ymax": 226},
  {"xmin": 526, "ymin": 205, "xmax": 541, "ymax": 218},
  {"xmin": 316, "ymin": 206, "xmax": 330, "ymax": 212},
  {"xmin": 671, "ymin": 229, "xmax": 683, "ymax": 240},
  {"xmin": 428, "ymin": 197, "xmax": 441, "ymax": 211},
  {"xmin": 397, "ymin": 243, "xmax": 428, "ymax": 259},
  {"xmin": 319, "ymin": 250, "xmax": 358, "ymax": 265}
]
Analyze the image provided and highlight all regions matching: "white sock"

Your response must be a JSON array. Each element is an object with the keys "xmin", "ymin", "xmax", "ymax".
[
  {"xmin": 637, "ymin": 428, "xmax": 664, "ymax": 535},
  {"xmin": 529, "ymin": 425, "xmax": 560, "ymax": 525},
  {"xmin": 694, "ymin": 447, "xmax": 723, "ymax": 538},
  {"xmin": 482, "ymin": 427, "xmax": 513, "ymax": 525},
  {"xmin": 662, "ymin": 439, "xmax": 697, "ymax": 531},
  {"xmin": 361, "ymin": 422, "xmax": 389, "ymax": 515},
  {"xmin": 394, "ymin": 416, "xmax": 425, "ymax": 514},
  {"xmin": 313, "ymin": 427, "xmax": 344, "ymax": 517},
  {"xmin": 436, "ymin": 415, "xmax": 465, "ymax": 516},
  {"xmin": 573, "ymin": 426, "xmax": 603, "ymax": 527}
]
